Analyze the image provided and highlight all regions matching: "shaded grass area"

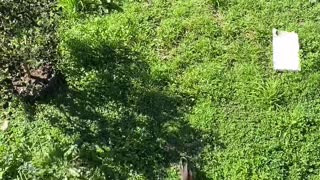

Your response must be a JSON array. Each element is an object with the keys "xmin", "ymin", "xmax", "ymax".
[
  {"xmin": 46, "ymin": 38, "xmax": 207, "ymax": 179},
  {"xmin": 2, "ymin": 0, "xmax": 320, "ymax": 179}
]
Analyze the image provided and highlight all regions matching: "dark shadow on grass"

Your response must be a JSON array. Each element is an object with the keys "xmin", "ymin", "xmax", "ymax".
[
  {"xmin": 77, "ymin": 0, "xmax": 123, "ymax": 16},
  {"xmin": 39, "ymin": 39, "xmax": 221, "ymax": 179},
  {"xmin": 212, "ymin": 0, "xmax": 231, "ymax": 11}
]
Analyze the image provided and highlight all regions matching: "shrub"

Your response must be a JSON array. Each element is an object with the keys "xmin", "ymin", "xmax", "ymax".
[{"xmin": 0, "ymin": 0, "xmax": 60, "ymax": 81}]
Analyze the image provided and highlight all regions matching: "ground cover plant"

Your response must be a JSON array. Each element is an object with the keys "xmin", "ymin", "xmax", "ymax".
[
  {"xmin": 0, "ymin": 0, "xmax": 61, "ymax": 102},
  {"xmin": 1, "ymin": 0, "xmax": 320, "ymax": 179}
]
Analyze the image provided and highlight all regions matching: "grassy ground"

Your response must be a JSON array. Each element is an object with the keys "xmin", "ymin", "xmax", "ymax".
[{"xmin": 2, "ymin": 0, "xmax": 320, "ymax": 179}]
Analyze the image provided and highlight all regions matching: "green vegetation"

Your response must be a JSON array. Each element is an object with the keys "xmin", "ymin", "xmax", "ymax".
[
  {"xmin": 1, "ymin": 0, "xmax": 320, "ymax": 179},
  {"xmin": 0, "ymin": 0, "xmax": 60, "ymax": 77},
  {"xmin": 0, "ymin": 0, "xmax": 60, "ymax": 100}
]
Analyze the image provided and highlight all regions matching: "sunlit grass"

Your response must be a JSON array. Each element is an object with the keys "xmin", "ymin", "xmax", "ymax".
[{"xmin": 2, "ymin": 0, "xmax": 320, "ymax": 179}]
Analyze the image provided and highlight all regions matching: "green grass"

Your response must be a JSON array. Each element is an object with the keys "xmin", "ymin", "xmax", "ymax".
[{"xmin": 2, "ymin": 0, "xmax": 320, "ymax": 179}]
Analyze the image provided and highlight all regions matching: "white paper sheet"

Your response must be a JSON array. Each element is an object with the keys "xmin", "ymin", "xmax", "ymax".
[{"xmin": 273, "ymin": 29, "xmax": 300, "ymax": 71}]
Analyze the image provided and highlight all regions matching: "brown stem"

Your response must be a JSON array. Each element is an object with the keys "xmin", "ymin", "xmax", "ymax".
[{"xmin": 23, "ymin": 62, "xmax": 32, "ymax": 78}]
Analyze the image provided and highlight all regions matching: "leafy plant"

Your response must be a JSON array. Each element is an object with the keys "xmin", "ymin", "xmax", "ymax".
[
  {"xmin": 59, "ymin": 0, "xmax": 123, "ymax": 17},
  {"xmin": 0, "ymin": 0, "xmax": 60, "ymax": 80}
]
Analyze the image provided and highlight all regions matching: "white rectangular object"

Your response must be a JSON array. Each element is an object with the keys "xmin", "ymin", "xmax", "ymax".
[{"xmin": 272, "ymin": 29, "xmax": 300, "ymax": 71}]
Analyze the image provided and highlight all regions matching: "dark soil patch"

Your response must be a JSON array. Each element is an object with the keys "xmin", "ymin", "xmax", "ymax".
[{"xmin": 11, "ymin": 64, "xmax": 65, "ymax": 103}]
